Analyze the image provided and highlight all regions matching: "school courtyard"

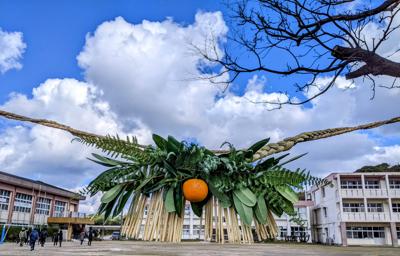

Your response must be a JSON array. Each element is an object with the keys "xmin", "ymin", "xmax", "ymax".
[{"xmin": 1, "ymin": 241, "xmax": 399, "ymax": 256}]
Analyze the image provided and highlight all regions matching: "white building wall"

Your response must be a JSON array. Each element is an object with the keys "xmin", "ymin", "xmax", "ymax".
[{"xmin": 309, "ymin": 172, "xmax": 400, "ymax": 247}]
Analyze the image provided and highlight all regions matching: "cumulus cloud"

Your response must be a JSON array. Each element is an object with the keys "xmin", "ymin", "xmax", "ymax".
[
  {"xmin": 0, "ymin": 78, "xmax": 151, "ymax": 187},
  {"xmin": 0, "ymin": 28, "xmax": 26, "ymax": 74},
  {"xmin": 77, "ymin": 13, "xmax": 228, "ymax": 139},
  {"xmin": 0, "ymin": 11, "xmax": 399, "ymax": 213}
]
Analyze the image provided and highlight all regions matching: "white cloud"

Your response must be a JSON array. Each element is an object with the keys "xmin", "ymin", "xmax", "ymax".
[
  {"xmin": 0, "ymin": 28, "xmax": 26, "ymax": 74},
  {"xmin": 0, "ymin": 11, "xmax": 399, "ymax": 213},
  {"xmin": 77, "ymin": 13, "xmax": 227, "ymax": 138},
  {"xmin": 0, "ymin": 78, "xmax": 150, "ymax": 187}
]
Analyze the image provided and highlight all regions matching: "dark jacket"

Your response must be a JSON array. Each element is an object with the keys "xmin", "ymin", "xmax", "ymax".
[
  {"xmin": 30, "ymin": 230, "xmax": 39, "ymax": 241},
  {"xmin": 88, "ymin": 230, "xmax": 93, "ymax": 240},
  {"xmin": 40, "ymin": 230, "xmax": 48, "ymax": 239}
]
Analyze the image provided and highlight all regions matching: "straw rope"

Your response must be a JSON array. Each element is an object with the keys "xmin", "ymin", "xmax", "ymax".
[{"xmin": 0, "ymin": 109, "xmax": 398, "ymax": 157}]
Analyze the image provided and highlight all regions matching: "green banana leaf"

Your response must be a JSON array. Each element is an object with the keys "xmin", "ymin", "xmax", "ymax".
[
  {"xmin": 113, "ymin": 186, "xmax": 135, "ymax": 217},
  {"xmin": 254, "ymin": 195, "xmax": 267, "ymax": 224},
  {"xmin": 152, "ymin": 134, "xmax": 167, "ymax": 151},
  {"xmin": 233, "ymin": 193, "xmax": 253, "ymax": 226},
  {"xmin": 101, "ymin": 184, "xmax": 125, "ymax": 204},
  {"xmin": 276, "ymin": 186, "xmax": 298, "ymax": 204},
  {"xmin": 174, "ymin": 185, "xmax": 184, "ymax": 217},
  {"xmin": 233, "ymin": 188, "xmax": 257, "ymax": 207},
  {"xmin": 165, "ymin": 187, "xmax": 176, "ymax": 212}
]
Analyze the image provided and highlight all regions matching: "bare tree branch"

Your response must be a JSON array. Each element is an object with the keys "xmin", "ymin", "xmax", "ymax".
[{"xmin": 198, "ymin": 0, "xmax": 400, "ymax": 106}]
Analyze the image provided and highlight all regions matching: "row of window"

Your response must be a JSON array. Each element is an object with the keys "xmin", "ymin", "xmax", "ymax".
[
  {"xmin": 0, "ymin": 191, "xmax": 69, "ymax": 215},
  {"xmin": 13, "ymin": 193, "xmax": 32, "ymax": 213},
  {"xmin": 0, "ymin": 190, "xmax": 11, "ymax": 210},
  {"xmin": 346, "ymin": 226, "xmax": 385, "ymax": 239},
  {"xmin": 35, "ymin": 197, "xmax": 51, "ymax": 215},
  {"xmin": 340, "ymin": 180, "xmax": 400, "ymax": 189},
  {"xmin": 343, "ymin": 203, "xmax": 400, "ymax": 212},
  {"xmin": 278, "ymin": 226, "xmax": 307, "ymax": 238}
]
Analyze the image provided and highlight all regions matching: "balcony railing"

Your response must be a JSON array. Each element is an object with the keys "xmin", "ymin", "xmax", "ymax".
[
  {"xmin": 340, "ymin": 189, "xmax": 363, "ymax": 198},
  {"xmin": 366, "ymin": 212, "xmax": 390, "ymax": 221},
  {"xmin": 364, "ymin": 189, "xmax": 387, "ymax": 197},
  {"xmin": 341, "ymin": 212, "xmax": 365, "ymax": 221},
  {"xmin": 52, "ymin": 211, "xmax": 88, "ymax": 218},
  {"xmin": 341, "ymin": 212, "xmax": 390, "ymax": 222},
  {"xmin": 392, "ymin": 212, "xmax": 400, "ymax": 221},
  {"xmin": 389, "ymin": 189, "xmax": 400, "ymax": 197},
  {"xmin": 341, "ymin": 188, "xmax": 400, "ymax": 198}
]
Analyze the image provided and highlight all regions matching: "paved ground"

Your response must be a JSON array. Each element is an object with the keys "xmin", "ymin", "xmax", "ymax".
[{"xmin": 1, "ymin": 241, "xmax": 399, "ymax": 256}]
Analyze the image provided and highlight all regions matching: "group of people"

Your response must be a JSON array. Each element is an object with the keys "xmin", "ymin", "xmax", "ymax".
[
  {"xmin": 18, "ymin": 227, "xmax": 54, "ymax": 251},
  {"xmin": 17, "ymin": 227, "xmax": 94, "ymax": 251},
  {"xmin": 79, "ymin": 227, "xmax": 94, "ymax": 246},
  {"xmin": 52, "ymin": 229, "xmax": 64, "ymax": 247}
]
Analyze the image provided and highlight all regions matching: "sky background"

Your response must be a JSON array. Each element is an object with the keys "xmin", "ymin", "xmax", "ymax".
[{"xmin": 0, "ymin": 0, "xmax": 399, "ymax": 212}]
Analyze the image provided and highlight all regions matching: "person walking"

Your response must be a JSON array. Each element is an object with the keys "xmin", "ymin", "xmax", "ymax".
[
  {"xmin": 18, "ymin": 228, "xmax": 27, "ymax": 247},
  {"xmin": 87, "ymin": 227, "xmax": 93, "ymax": 246},
  {"xmin": 52, "ymin": 231, "xmax": 59, "ymax": 246},
  {"xmin": 26, "ymin": 228, "xmax": 31, "ymax": 245},
  {"xmin": 58, "ymin": 229, "xmax": 63, "ymax": 247},
  {"xmin": 79, "ymin": 230, "xmax": 85, "ymax": 245},
  {"xmin": 29, "ymin": 228, "xmax": 39, "ymax": 251},
  {"xmin": 39, "ymin": 228, "xmax": 48, "ymax": 247}
]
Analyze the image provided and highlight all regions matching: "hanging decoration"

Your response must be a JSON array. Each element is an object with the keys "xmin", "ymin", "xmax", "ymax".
[
  {"xmin": 0, "ymin": 109, "xmax": 399, "ymax": 243},
  {"xmin": 79, "ymin": 134, "xmax": 324, "ymax": 243}
]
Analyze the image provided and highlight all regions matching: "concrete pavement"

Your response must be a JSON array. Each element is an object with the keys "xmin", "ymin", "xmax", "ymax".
[{"xmin": 1, "ymin": 241, "xmax": 399, "ymax": 255}]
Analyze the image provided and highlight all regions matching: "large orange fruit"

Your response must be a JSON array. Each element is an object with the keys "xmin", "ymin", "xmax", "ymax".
[{"xmin": 182, "ymin": 178, "xmax": 208, "ymax": 202}]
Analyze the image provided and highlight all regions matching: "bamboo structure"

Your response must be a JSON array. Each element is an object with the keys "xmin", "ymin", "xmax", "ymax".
[
  {"xmin": 122, "ymin": 191, "xmax": 185, "ymax": 243},
  {"xmin": 202, "ymin": 196, "xmax": 278, "ymax": 244}
]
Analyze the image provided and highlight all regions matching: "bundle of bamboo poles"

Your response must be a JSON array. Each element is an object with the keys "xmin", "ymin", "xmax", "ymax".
[
  {"xmin": 204, "ymin": 196, "xmax": 278, "ymax": 244},
  {"xmin": 121, "ymin": 190, "xmax": 184, "ymax": 242},
  {"xmin": 254, "ymin": 211, "xmax": 279, "ymax": 241},
  {"xmin": 122, "ymin": 193, "xmax": 279, "ymax": 244}
]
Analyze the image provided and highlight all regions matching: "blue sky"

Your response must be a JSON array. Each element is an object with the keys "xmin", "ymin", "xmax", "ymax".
[
  {"xmin": 0, "ymin": 0, "xmax": 399, "ymax": 212},
  {"xmin": 0, "ymin": 0, "xmax": 225, "ymax": 100}
]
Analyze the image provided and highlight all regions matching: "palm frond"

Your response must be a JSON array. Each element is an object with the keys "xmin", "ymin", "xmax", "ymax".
[{"xmin": 74, "ymin": 134, "xmax": 152, "ymax": 163}]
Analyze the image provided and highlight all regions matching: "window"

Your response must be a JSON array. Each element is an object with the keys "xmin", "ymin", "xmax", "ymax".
[
  {"xmin": 182, "ymin": 225, "xmax": 190, "ymax": 236},
  {"xmin": 343, "ymin": 202, "xmax": 365, "ymax": 212},
  {"xmin": 365, "ymin": 180, "xmax": 380, "ymax": 189},
  {"xmin": 321, "ymin": 187, "xmax": 325, "ymax": 198},
  {"xmin": 291, "ymin": 226, "xmax": 306, "ymax": 237},
  {"xmin": 392, "ymin": 203, "xmax": 400, "ymax": 213},
  {"xmin": 53, "ymin": 201, "xmax": 67, "ymax": 217},
  {"xmin": 0, "ymin": 189, "xmax": 11, "ymax": 210},
  {"xmin": 390, "ymin": 180, "xmax": 400, "ymax": 189},
  {"xmin": 184, "ymin": 205, "xmax": 191, "ymax": 216},
  {"xmin": 35, "ymin": 197, "xmax": 51, "ymax": 215},
  {"xmin": 13, "ymin": 193, "xmax": 32, "ymax": 213},
  {"xmin": 323, "ymin": 207, "xmax": 328, "ymax": 217},
  {"xmin": 367, "ymin": 203, "xmax": 383, "ymax": 212},
  {"xmin": 397, "ymin": 227, "xmax": 400, "ymax": 239},
  {"xmin": 346, "ymin": 226, "xmax": 385, "ymax": 239},
  {"xmin": 193, "ymin": 225, "xmax": 202, "ymax": 236},
  {"xmin": 296, "ymin": 207, "xmax": 307, "ymax": 219},
  {"xmin": 279, "ymin": 226, "xmax": 287, "ymax": 238},
  {"xmin": 341, "ymin": 180, "xmax": 362, "ymax": 189}
]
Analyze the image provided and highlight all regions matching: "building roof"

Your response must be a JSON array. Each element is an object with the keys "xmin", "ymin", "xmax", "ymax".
[{"xmin": 0, "ymin": 171, "xmax": 85, "ymax": 200}]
